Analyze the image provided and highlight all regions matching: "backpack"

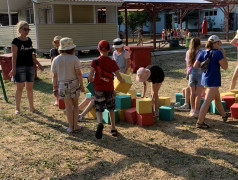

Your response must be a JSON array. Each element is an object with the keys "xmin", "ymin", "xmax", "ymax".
[{"xmin": 94, "ymin": 59, "xmax": 114, "ymax": 82}]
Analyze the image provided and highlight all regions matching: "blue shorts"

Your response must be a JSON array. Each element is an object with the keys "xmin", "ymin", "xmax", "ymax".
[
  {"xmin": 188, "ymin": 68, "xmax": 202, "ymax": 87},
  {"xmin": 15, "ymin": 66, "xmax": 35, "ymax": 83}
]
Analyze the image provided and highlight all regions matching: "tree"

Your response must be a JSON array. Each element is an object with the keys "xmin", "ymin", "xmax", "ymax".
[
  {"xmin": 120, "ymin": 10, "xmax": 153, "ymax": 42},
  {"xmin": 207, "ymin": 17, "xmax": 216, "ymax": 31}
]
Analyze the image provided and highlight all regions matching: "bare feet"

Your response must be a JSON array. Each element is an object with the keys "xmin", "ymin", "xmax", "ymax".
[{"xmin": 15, "ymin": 110, "xmax": 20, "ymax": 115}]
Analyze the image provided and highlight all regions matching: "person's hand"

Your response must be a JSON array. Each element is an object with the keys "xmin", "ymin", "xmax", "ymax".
[
  {"xmin": 220, "ymin": 48, "xmax": 226, "ymax": 56},
  {"xmin": 53, "ymin": 90, "xmax": 58, "ymax": 97},
  {"xmin": 9, "ymin": 69, "xmax": 16, "ymax": 77},
  {"xmin": 80, "ymin": 86, "xmax": 85, "ymax": 92},
  {"xmin": 120, "ymin": 78, "xmax": 125, "ymax": 83},
  {"xmin": 186, "ymin": 74, "xmax": 189, "ymax": 80},
  {"xmin": 38, "ymin": 64, "xmax": 44, "ymax": 71}
]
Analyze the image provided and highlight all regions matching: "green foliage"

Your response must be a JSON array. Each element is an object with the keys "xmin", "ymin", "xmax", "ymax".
[
  {"xmin": 120, "ymin": 10, "xmax": 153, "ymax": 33},
  {"xmin": 207, "ymin": 17, "xmax": 216, "ymax": 30}
]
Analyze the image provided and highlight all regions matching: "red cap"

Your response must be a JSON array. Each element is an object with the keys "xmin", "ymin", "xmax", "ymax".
[{"xmin": 98, "ymin": 40, "xmax": 111, "ymax": 52}]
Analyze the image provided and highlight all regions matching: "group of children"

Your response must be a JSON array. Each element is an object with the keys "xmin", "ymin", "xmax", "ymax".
[
  {"xmin": 50, "ymin": 36, "xmax": 135, "ymax": 138},
  {"xmin": 162, "ymin": 28, "xmax": 185, "ymax": 41}
]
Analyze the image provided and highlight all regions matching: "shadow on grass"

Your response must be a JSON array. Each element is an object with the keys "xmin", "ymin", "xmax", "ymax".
[
  {"xmin": 56, "ymin": 129, "xmax": 237, "ymax": 179},
  {"xmin": 33, "ymin": 78, "xmax": 52, "ymax": 94}
]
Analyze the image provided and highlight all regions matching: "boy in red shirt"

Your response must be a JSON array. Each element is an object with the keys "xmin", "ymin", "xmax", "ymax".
[{"xmin": 88, "ymin": 40, "xmax": 125, "ymax": 139}]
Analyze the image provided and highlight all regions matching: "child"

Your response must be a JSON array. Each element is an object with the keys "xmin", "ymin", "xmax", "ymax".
[
  {"xmin": 88, "ymin": 40, "xmax": 125, "ymax": 139},
  {"xmin": 112, "ymin": 38, "xmax": 131, "ymax": 74},
  {"xmin": 136, "ymin": 65, "xmax": 164, "ymax": 117},
  {"xmin": 51, "ymin": 37, "xmax": 85, "ymax": 133},
  {"xmin": 50, "ymin": 36, "xmax": 62, "ymax": 106},
  {"xmin": 50, "ymin": 36, "xmax": 62, "ymax": 63}
]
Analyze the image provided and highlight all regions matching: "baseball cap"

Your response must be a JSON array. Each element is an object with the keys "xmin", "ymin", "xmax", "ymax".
[
  {"xmin": 98, "ymin": 40, "xmax": 111, "ymax": 52},
  {"xmin": 208, "ymin": 35, "xmax": 220, "ymax": 42}
]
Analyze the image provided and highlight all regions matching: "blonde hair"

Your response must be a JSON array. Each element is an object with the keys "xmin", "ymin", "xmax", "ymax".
[
  {"xmin": 52, "ymin": 36, "xmax": 62, "ymax": 46},
  {"xmin": 17, "ymin": 21, "xmax": 29, "ymax": 35},
  {"xmin": 205, "ymin": 41, "xmax": 213, "ymax": 50},
  {"xmin": 188, "ymin": 38, "xmax": 201, "ymax": 66}
]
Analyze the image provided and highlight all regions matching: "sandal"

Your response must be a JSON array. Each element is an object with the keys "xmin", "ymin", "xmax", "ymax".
[
  {"xmin": 222, "ymin": 112, "xmax": 231, "ymax": 122},
  {"xmin": 31, "ymin": 109, "xmax": 42, "ymax": 114},
  {"xmin": 95, "ymin": 123, "xmax": 104, "ymax": 139},
  {"xmin": 78, "ymin": 114, "xmax": 85, "ymax": 122},
  {"xmin": 196, "ymin": 122, "xmax": 210, "ymax": 129},
  {"xmin": 111, "ymin": 129, "xmax": 118, "ymax": 136},
  {"xmin": 74, "ymin": 126, "xmax": 84, "ymax": 133}
]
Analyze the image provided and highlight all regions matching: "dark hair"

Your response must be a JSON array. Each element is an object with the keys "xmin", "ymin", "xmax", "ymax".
[
  {"xmin": 188, "ymin": 38, "xmax": 201, "ymax": 66},
  {"xmin": 59, "ymin": 48, "xmax": 75, "ymax": 54},
  {"xmin": 205, "ymin": 41, "xmax": 213, "ymax": 50}
]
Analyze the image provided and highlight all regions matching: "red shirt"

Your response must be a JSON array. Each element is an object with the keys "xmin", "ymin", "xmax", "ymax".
[
  {"xmin": 235, "ymin": 43, "xmax": 238, "ymax": 65},
  {"xmin": 91, "ymin": 56, "xmax": 119, "ymax": 91}
]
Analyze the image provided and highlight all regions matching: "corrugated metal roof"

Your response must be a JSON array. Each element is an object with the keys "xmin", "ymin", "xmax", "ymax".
[{"xmin": 123, "ymin": 0, "xmax": 211, "ymax": 3}]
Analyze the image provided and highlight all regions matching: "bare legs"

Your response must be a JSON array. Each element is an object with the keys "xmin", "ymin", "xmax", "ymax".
[
  {"xmin": 197, "ymin": 87, "xmax": 226, "ymax": 126},
  {"xmin": 190, "ymin": 86, "xmax": 203, "ymax": 113},
  {"xmin": 64, "ymin": 97, "xmax": 81, "ymax": 132},
  {"xmin": 15, "ymin": 82, "xmax": 36, "ymax": 114},
  {"xmin": 151, "ymin": 82, "xmax": 162, "ymax": 116},
  {"xmin": 78, "ymin": 97, "xmax": 95, "ymax": 117},
  {"xmin": 230, "ymin": 67, "xmax": 238, "ymax": 90}
]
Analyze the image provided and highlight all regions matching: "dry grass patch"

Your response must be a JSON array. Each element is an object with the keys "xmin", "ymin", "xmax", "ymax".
[{"xmin": 0, "ymin": 48, "xmax": 238, "ymax": 179}]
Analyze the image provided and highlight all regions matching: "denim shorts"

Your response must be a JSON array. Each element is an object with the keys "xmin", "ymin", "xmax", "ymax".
[
  {"xmin": 58, "ymin": 79, "xmax": 80, "ymax": 99},
  {"xmin": 15, "ymin": 66, "xmax": 35, "ymax": 83},
  {"xmin": 188, "ymin": 68, "xmax": 203, "ymax": 87},
  {"xmin": 94, "ymin": 90, "xmax": 115, "ymax": 112}
]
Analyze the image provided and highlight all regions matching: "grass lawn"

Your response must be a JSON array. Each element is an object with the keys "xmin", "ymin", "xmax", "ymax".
[{"xmin": 0, "ymin": 48, "xmax": 238, "ymax": 179}]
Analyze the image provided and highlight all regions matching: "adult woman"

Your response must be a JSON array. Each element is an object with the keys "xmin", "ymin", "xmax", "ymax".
[
  {"xmin": 136, "ymin": 65, "xmax": 164, "ymax": 117},
  {"xmin": 194, "ymin": 35, "xmax": 229, "ymax": 128},
  {"xmin": 135, "ymin": 25, "xmax": 143, "ymax": 46},
  {"xmin": 9, "ymin": 21, "xmax": 44, "ymax": 114}
]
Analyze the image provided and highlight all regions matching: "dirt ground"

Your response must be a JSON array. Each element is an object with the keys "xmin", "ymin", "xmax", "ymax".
[{"xmin": 0, "ymin": 48, "xmax": 238, "ymax": 179}]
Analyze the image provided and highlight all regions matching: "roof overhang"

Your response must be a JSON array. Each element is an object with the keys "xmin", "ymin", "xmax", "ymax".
[
  {"xmin": 34, "ymin": 0, "xmax": 123, "ymax": 6},
  {"xmin": 0, "ymin": 0, "xmax": 31, "ymax": 13},
  {"xmin": 123, "ymin": 0, "xmax": 211, "ymax": 3}
]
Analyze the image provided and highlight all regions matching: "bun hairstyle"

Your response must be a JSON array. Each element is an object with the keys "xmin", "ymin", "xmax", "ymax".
[{"xmin": 17, "ymin": 21, "xmax": 29, "ymax": 35}]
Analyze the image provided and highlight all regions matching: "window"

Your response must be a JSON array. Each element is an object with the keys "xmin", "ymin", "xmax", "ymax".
[
  {"xmin": 26, "ymin": 8, "xmax": 34, "ymax": 24},
  {"xmin": 205, "ymin": 12, "xmax": 209, "ymax": 16},
  {"xmin": 209, "ymin": 11, "xmax": 213, "ymax": 16},
  {"xmin": 214, "ymin": 11, "xmax": 217, "ymax": 16}
]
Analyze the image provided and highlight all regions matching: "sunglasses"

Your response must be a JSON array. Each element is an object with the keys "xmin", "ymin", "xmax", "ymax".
[{"xmin": 22, "ymin": 28, "xmax": 31, "ymax": 32}]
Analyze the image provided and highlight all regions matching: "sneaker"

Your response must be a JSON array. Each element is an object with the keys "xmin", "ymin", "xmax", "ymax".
[
  {"xmin": 191, "ymin": 111, "xmax": 199, "ymax": 118},
  {"xmin": 177, "ymin": 104, "xmax": 190, "ymax": 112},
  {"xmin": 174, "ymin": 102, "xmax": 181, "ymax": 107},
  {"xmin": 95, "ymin": 123, "xmax": 104, "ymax": 139}
]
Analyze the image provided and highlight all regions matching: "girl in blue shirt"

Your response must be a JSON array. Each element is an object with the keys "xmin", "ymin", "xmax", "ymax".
[{"xmin": 193, "ymin": 35, "xmax": 229, "ymax": 128}]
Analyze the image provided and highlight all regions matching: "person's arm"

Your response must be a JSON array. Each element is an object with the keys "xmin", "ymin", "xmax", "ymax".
[
  {"xmin": 52, "ymin": 72, "xmax": 58, "ymax": 97},
  {"xmin": 51, "ymin": 56, "xmax": 54, "ymax": 63},
  {"xmin": 76, "ymin": 68, "xmax": 85, "ymax": 92},
  {"xmin": 32, "ymin": 54, "xmax": 44, "ymax": 71},
  {"xmin": 193, "ymin": 60, "xmax": 201, "ymax": 69},
  {"xmin": 123, "ymin": 58, "xmax": 130, "ymax": 74},
  {"xmin": 219, "ymin": 48, "xmax": 228, "ymax": 70},
  {"xmin": 141, "ymin": 82, "xmax": 147, "ymax": 98},
  {"xmin": 88, "ymin": 67, "xmax": 95, "ymax": 82},
  {"xmin": 230, "ymin": 37, "xmax": 238, "ymax": 46},
  {"xmin": 9, "ymin": 44, "xmax": 17, "ymax": 77},
  {"xmin": 114, "ymin": 70, "xmax": 125, "ymax": 83}
]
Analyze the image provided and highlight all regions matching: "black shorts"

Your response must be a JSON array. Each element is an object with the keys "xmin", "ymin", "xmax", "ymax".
[
  {"xmin": 94, "ymin": 90, "xmax": 115, "ymax": 112},
  {"xmin": 146, "ymin": 65, "xmax": 164, "ymax": 84}
]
